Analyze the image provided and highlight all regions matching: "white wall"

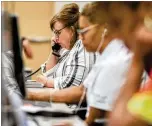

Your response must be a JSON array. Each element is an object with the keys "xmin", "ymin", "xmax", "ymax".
[{"xmin": 55, "ymin": 2, "xmax": 90, "ymax": 13}]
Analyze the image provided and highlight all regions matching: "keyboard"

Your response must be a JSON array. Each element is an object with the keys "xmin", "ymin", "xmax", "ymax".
[
  {"xmin": 25, "ymin": 80, "xmax": 44, "ymax": 88},
  {"xmin": 22, "ymin": 101, "xmax": 74, "ymax": 117},
  {"xmin": 24, "ymin": 100, "xmax": 51, "ymax": 107}
]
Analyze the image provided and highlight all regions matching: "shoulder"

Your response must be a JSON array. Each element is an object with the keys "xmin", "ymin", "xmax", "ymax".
[
  {"xmin": 72, "ymin": 39, "xmax": 83, "ymax": 48},
  {"xmin": 69, "ymin": 39, "xmax": 84, "ymax": 53},
  {"xmin": 98, "ymin": 51, "xmax": 132, "ymax": 71},
  {"xmin": 2, "ymin": 51, "xmax": 14, "ymax": 68},
  {"xmin": 107, "ymin": 39, "xmax": 132, "ymax": 60}
]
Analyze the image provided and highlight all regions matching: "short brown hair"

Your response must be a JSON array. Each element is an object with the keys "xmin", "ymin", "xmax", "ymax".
[
  {"xmin": 81, "ymin": 2, "xmax": 151, "ymax": 34},
  {"xmin": 50, "ymin": 3, "xmax": 79, "ymax": 48},
  {"xmin": 81, "ymin": 2, "xmax": 109, "ymax": 25}
]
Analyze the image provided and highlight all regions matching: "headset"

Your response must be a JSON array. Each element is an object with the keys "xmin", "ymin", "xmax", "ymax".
[
  {"xmin": 74, "ymin": 28, "xmax": 108, "ymax": 114},
  {"xmin": 96, "ymin": 28, "xmax": 108, "ymax": 52}
]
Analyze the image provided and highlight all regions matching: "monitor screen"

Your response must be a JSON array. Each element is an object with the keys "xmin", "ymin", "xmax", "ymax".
[{"xmin": 10, "ymin": 14, "xmax": 26, "ymax": 98}]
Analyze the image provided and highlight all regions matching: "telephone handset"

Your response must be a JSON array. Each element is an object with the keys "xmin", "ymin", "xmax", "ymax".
[
  {"xmin": 52, "ymin": 41, "xmax": 61, "ymax": 57},
  {"xmin": 25, "ymin": 41, "xmax": 62, "ymax": 78}
]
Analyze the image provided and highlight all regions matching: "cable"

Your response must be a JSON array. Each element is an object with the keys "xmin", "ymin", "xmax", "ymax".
[
  {"xmin": 25, "ymin": 49, "xmax": 54, "ymax": 78},
  {"xmin": 74, "ymin": 87, "xmax": 87, "ymax": 114},
  {"xmin": 31, "ymin": 118, "xmax": 41, "ymax": 126},
  {"xmin": 74, "ymin": 28, "xmax": 107, "ymax": 114},
  {"xmin": 25, "ymin": 67, "xmax": 41, "ymax": 78},
  {"xmin": 24, "ymin": 50, "xmax": 52, "ymax": 78}
]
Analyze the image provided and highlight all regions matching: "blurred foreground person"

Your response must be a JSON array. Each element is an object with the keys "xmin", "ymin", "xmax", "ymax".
[
  {"xmin": 78, "ymin": 2, "xmax": 133, "ymax": 125},
  {"xmin": 100, "ymin": 2, "xmax": 152, "ymax": 126},
  {"xmin": 2, "ymin": 10, "xmax": 35, "ymax": 126}
]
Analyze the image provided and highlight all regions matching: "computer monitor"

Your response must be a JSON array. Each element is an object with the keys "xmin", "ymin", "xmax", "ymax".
[{"xmin": 10, "ymin": 14, "xmax": 26, "ymax": 98}]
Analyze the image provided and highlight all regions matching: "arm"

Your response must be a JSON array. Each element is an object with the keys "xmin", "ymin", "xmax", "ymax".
[
  {"xmin": 116, "ymin": 55, "xmax": 144, "ymax": 104},
  {"xmin": 2, "ymin": 53, "xmax": 22, "ymax": 97},
  {"xmin": 108, "ymin": 55, "xmax": 145, "ymax": 126},
  {"xmin": 27, "ymin": 84, "xmax": 85, "ymax": 104},
  {"xmin": 40, "ymin": 51, "xmax": 59, "ymax": 73},
  {"xmin": 3, "ymin": 67, "xmax": 22, "ymax": 97},
  {"xmin": 52, "ymin": 41, "xmax": 93, "ymax": 89},
  {"xmin": 85, "ymin": 107, "xmax": 105, "ymax": 126},
  {"xmin": 108, "ymin": 107, "xmax": 148, "ymax": 126},
  {"xmin": 114, "ymin": 55, "xmax": 144, "ymax": 107},
  {"xmin": 45, "ymin": 52, "xmax": 59, "ymax": 71},
  {"xmin": 41, "ymin": 37, "xmax": 61, "ymax": 72}
]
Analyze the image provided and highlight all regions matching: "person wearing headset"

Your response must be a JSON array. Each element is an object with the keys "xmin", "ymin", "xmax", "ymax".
[
  {"xmin": 77, "ymin": 2, "xmax": 133, "ymax": 125},
  {"xmin": 36, "ymin": 3, "xmax": 96, "ymax": 89},
  {"xmin": 27, "ymin": 2, "xmax": 134, "ymax": 125}
]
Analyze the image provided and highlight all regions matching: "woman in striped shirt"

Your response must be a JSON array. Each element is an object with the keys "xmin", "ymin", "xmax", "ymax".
[{"xmin": 36, "ymin": 3, "xmax": 96, "ymax": 89}]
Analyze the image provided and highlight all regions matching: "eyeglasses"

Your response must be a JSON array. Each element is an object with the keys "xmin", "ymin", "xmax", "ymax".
[
  {"xmin": 53, "ymin": 25, "xmax": 68, "ymax": 37},
  {"xmin": 77, "ymin": 25, "xmax": 98, "ymax": 36}
]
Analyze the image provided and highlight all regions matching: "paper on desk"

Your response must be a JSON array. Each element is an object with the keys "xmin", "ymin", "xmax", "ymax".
[
  {"xmin": 50, "ymin": 116, "xmax": 87, "ymax": 126},
  {"xmin": 21, "ymin": 103, "xmax": 73, "ymax": 114},
  {"xmin": 32, "ymin": 116, "xmax": 87, "ymax": 126}
]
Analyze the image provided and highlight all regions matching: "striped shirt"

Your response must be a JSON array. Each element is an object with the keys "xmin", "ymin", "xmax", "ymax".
[{"xmin": 43, "ymin": 40, "xmax": 97, "ymax": 89}]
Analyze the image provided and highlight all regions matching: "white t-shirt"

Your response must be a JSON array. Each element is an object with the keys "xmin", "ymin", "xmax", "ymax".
[{"xmin": 83, "ymin": 39, "xmax": 133, "ymax": 112}]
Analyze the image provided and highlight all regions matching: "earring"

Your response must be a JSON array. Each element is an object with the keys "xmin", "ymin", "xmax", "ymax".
[
  {"xmin": 102, "ymin": 28, "xmax": 108, "ymax": 38},
  {"xmin": 103, "ymin": 28, "xmax": 108, "ymax": 35}
]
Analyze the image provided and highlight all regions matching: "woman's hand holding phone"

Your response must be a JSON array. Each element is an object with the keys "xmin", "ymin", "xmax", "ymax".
[{"xmin": 51, "ymin": 37, "xmax": 61, "ymax": 57}]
